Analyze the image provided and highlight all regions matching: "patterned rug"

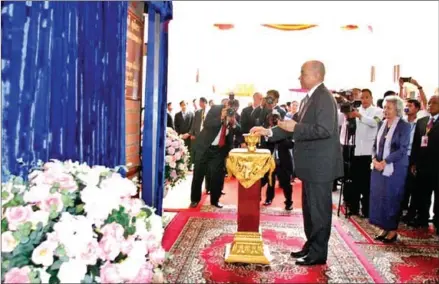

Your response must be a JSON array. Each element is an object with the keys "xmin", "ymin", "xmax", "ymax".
[
  {"xmin": 163, "ymin": 214, "xmax": 382, "ymax": 283},
  {"xmin": 349, "ymin": 216, "xmax": 439, "ymax": 246},
  {"xmin": 357, "ymin": 244, "xmax": 439, "ymax": 283},
  {"xmin": 200, "ymin": 204, "xmax": 302, "ymax": 216}
]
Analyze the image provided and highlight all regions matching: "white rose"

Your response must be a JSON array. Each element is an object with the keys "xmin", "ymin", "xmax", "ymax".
[
  {"xmin": 57, "ymin": 259, "xmax": 87, "ymax": 284},
  {"xmin": 1, "ymin": 231, "xmax": 18, "ymax": 253},
  {"xmin": 32, "ymin": 241, "xmax": 56, "ymax": 267},
  {"xmin": 23, "ymin": 184, "xmax": 51, "ymax": 204},
  {"xmin": 148, "ymin": 214, "xmax": 164, "ymax": 241},
  {"xmin": 169, "ymin": 162, "xmax": 176, "ymax": 169}
]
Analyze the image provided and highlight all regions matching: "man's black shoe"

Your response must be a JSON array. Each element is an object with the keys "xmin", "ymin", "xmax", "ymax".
[
  {"xmin": 285, "ymin": 204, "xmax": 293, "ymax": 211},
  {"xmin": 212, "ymin": 202, "xmax": 224, "ymax": 208},
  {"xmin": 189, "ymin": 202, "xmax": 198, "ymax": 208},
  {"xmin": 290, "ymin": 250, "xmax": 308, "ymax": 258},
  {"xmin": 295, "ymin": 256, "xmax": 327, "ymax": 266}
]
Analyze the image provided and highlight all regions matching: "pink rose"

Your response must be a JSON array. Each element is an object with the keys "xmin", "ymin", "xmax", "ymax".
[
  {"xmin": 80, "ymin": 240, "xmax": 100, "ymax": 266},
  {"xmin": 149, "ymin": 247, "xmax": 166, "ymax": 265},
  {"xmin": 167, "ymin": 147, "xmax": 175, "ymax": 155},
  {"xmin": 170, "ymin": 170, "xmax": 177, "ymax": 179},
  {"xmin": 165, "ymin": 139, "xmax": 172, "ymax": 147},
  {"xmin": 101, "ymin": 223, "xmax": 125, "ymax": 240},
  {"xmin": 4, "ymin": 266, "xmax": 31, "ymax": 284},
  {"xmin": 40, "ymin": 193, "xmax": 63, "ymax": 213},
  {"xmin": 100, "ymin": 262, "xmax": 122, "ymax": 284},
  {"xmin": 128, "ymin": 263, "xmax": 153, "ymax": 283},
  {"xmin": 171, "ymin": 141, "xmax": 180, "ymax": 148},
  {"xmin": 5, "ymin": 206, "xmax": 33, "ymax": 230},
  {"xmin": 174, "ymin": 152, "xmax": 182, "ymax": 161},
  {"xmin": 99, "ymin": 236, "xmax": 121, "ymax": 261},
  {"xmin": 57, "ymin": 174, "xmax": 78, "ymax": 192},
  {"xmin": 121, "ymin": 236, "xmax": 136, "ymax": 255}
]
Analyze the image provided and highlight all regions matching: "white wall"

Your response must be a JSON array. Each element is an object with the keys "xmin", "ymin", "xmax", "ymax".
[{"xmin": 167, "ymin": 1, "xmax": 439, "ymax": 104}]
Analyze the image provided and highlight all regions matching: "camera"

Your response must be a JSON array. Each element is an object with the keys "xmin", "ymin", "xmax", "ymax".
[
  {"xmin": 400, "ymin": 77, "xmax": 411, "ymax": 83},
  {"xmin": 266, "ymin": 96, "xmax": 275, "ymax": 105},
  {"xmin": 340, "ymin": 100, "xmax": 362, "ymax": 114},
  {"xmin": 226, "ymin": 92, "xmax": 236, "ymax": 117}
]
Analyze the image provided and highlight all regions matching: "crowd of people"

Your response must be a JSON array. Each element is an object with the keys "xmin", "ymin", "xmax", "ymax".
[{"xmin": 166, "ymin": 63, "xmax": 439, "ymax": 263}]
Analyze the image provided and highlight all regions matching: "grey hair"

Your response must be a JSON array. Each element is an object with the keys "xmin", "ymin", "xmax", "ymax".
[{"xmin": 383, "ymin": 95, "xmax": 405, "ymax": 117}]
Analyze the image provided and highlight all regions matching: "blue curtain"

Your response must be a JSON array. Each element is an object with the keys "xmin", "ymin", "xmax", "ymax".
[
  {"xmin": 1, "ymin": 1, "xmax": 127, "ymax": 178},
  {"xmin": 142, "ymin": 1, "xmax": 172, "ymax": 215}
]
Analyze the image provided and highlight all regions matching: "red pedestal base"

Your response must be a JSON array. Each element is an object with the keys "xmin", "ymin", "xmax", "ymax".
[{"xmin": 237, "ymin": 180, "xmax": 261, "ymax": 232}]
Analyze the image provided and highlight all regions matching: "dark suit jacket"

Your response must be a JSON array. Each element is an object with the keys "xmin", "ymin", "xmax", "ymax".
[
  {"xmin": 193, "ymin": 105, "xmax": 241, "ymax": 162},
  {"xmin": 240, "ymin": 105, "xmax": 255, "ymax": 134},
  {"xmin": 190, "ymin": 109, "xmax": 205, "ymax": 138},
  {"xmin": 270, "ymin": 84, "xmax": 343, "ymax": 182},
  {"xmin": 174, "ymin": 111, "xmax": 194, "ymax": 135},
  {"xmin": 167, "ymin": 113, "xmax": 174, "ymax": 129},
  {"xmin": 410, "ymin": 115, "xmax": 439, "ymax": 172}
]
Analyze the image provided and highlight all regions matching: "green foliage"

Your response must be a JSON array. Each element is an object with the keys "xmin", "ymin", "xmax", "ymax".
[{"xmin": 1, "ymin": 218, "xmax": 8, "ymax": 233}]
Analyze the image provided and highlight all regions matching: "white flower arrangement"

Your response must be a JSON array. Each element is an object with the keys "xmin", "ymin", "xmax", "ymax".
[
  {"xmin": 164, "ymin": 127, "xmax": 189, "ymax": 189},
  {"xmin": 1, "ymin": 160, "xmax": 166, "ymax": 283}
]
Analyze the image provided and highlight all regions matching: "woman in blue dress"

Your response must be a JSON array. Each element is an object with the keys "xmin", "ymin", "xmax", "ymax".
[{"xmin": 369, "ymin": 95, "xmax": 411, "ymax": 243}]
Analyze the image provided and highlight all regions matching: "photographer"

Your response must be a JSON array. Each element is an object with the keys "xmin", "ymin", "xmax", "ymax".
[
  {"xmin": 189, "ymin": 99, "xmax": 241, "ymax": 209},
  {"xmin": 340, "ymin": 89, "xmax": 382, "ymax": 217},
  {"xmin": 252, "ymin": 90, "xmax": 294, "ymax": 210}
]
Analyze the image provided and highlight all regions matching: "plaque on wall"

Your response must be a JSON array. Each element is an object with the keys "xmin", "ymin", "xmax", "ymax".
[{"xmin": 125, "ymin": 7, "xmax": 144, "ymax": 100}]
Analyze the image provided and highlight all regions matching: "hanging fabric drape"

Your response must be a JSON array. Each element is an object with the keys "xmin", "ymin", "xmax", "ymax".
[
  {"xmin": 1, "ymin": 1, "xmax": 128, "ymax": 178},
  {"xmin": 261, "ymin": 24, "xmax": 317, "ymax": 31},
  {"xmin": 142, "ymin": 1, "xmax": 173, "ymax": 215}
]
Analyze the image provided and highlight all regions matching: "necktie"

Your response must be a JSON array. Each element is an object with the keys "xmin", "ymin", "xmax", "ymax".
[
  {"xmin": 298, "ymin": 94, "xmax": 309, "ymax": 120},
  {"xmin": 426, "ymin": 117, "xmax": 435, "ymax": 134},
  {"xmin": 218, "ymin": 122, "xmax": 227, "ymax": 147},
  {"xmin": 200, "ymin": 110, "xmax": 205, "ymax": 131}
]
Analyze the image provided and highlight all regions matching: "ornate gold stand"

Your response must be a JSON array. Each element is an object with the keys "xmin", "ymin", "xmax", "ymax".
[
  {"xmin": 225, "ymin": 231, "xmax": 272, "ymax": 265},
  {"xmin": 224, "ymin": 135, "xmax": 276, "ymax": 265}
]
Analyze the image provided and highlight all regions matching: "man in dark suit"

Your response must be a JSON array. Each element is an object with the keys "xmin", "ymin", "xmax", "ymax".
[
  {"xmin": 241, "ymin": 92, "xmax": 263, "ymax": 134},
  {"xmin": 190, "ymin": 97, "xmax": 210, "ymax": 192},
  {"xmin": 167, "ymin": 102, "xmax": 174, "ymax": 129},
  {"xmin": 409, "ymin": 95, "xmax": 439, "ymax": 234},
  {"xmin": 174, "ymin": 101, "xmax": 194, "ymax": 164},
  {"xmin": 251, "ymin": 60, "xmax": 343, "ymax": 265},
  {"xmin": 190, "ymin": 104, "xmax": 241, "ymax": 208}
]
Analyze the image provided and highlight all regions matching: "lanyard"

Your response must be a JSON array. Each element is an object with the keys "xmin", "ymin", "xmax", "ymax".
[{"xmin": 426, "ymin": 117, "xmax": 435, "ymax": 135}]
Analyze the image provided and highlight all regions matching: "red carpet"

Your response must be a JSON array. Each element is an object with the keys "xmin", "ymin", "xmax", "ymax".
[
  {"xmin": 357, "ymin": 244, "xmax": 439, "ymax": 283},
  {"xmin": 162, "ymin": 212, "xmax": 384, "ymax": 283},
  {"xmin": 203, "ymin": 177, "xmax": 303, "ymax": 208},
  {"xmin": 347, "ymin": 215, "xmax": 439, "ymax": 246}
]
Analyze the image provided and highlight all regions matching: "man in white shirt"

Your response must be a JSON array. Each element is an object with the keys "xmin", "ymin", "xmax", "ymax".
[{"xmin": 340, "ymin": 88, "xmax": 382, "ymax": 217}]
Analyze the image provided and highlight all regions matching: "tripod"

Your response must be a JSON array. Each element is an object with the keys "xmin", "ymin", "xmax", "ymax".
[{"xmin": 337, "ymin": 120, "xmax": 356, "ymax": 218}]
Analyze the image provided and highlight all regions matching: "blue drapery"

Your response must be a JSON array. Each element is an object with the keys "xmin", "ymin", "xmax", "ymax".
[
  {"xmin": 1, "ymin": 1, "xmax": 127, "ymax": 178},
  {"xmin": 142, "ymin": 1, "xmax": 172, "ymax": 215}
]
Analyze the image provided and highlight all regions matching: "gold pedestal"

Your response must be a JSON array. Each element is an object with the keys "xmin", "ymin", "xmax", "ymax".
[{"xmin": 224, "ymin": 231, "xmax": 272, "ymax": 265}]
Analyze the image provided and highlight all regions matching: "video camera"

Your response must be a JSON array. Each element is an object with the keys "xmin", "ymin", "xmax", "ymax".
[
  {"xmin": 333, "ymin": 90, "xmax": 361, "ymax": 114},
  {"xmin": 226, "ymin": 93, "xmax": 236, "ymax": 117}
]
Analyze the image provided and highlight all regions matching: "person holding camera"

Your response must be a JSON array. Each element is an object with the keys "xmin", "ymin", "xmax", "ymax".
[
  {"xmin": 189, "ymin": 101, "xmax": 241, "ymax": 209},
  {"xmin": 252, "ymin": 90, "xmax": 294, "ymax": 210},
  {"xmin": 339, "ymin": 89, "xmax": 383, "ymax": 217}
]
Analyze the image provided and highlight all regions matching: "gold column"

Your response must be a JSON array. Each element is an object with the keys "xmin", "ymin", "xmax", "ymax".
[{"xmin": 224, "ymin": 137, "xmax": 276, "ymax": 265}]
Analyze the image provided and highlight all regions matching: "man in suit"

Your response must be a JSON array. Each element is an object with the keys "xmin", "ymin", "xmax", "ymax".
[
  {"xmin": 241, "ymin": 92, "xmax": 263, "ymax": 135},
  {"xmin": 167, "ymin": 102, "xmax": 174, "ymax": 129},
  {"xmin": 174, "ymin": 101, "xmax": 194, "ymax": 164},
  {"xmin": 190, "ymin": 104, "xmax": 241, "ymax": 208},
  {"xmin": 190, "ymin": 97, "xmax": 210, "ymax": 193},
  {"xmin": 251, "ymin": 60, "xmax": 343, "ymax": 265},
  {"xmin": 409, "ymin": 95, "xmax": 439, "ymax": 235}
]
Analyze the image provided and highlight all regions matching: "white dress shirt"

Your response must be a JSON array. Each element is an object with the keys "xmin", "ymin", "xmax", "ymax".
[{"xmin": 340, "ymin": 105, "xmax": 383, "ymax": 156}]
